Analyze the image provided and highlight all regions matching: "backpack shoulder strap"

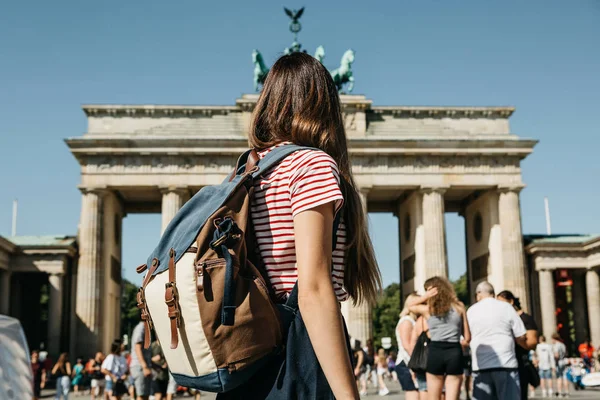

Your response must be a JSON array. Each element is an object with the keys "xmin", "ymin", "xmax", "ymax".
[{"xmin": 251, "ymin": 144, "xmax": 315, "ymax": 179}]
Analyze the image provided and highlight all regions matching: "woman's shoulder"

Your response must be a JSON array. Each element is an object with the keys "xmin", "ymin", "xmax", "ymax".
[
  {"xmin": 453, "ymin": 301, "xmax": 466, "ymax": 313},
  {"xmin": 287, "ymin": 148, "xmax": 339, "ymax": 171}
]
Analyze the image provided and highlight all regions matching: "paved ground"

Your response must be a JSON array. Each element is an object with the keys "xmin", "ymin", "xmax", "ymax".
[{"xmin": 41, "ymin": 380, "xmax": 600, "ymax": 399}]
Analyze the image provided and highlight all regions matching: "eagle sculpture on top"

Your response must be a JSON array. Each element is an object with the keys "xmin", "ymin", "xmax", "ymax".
[{"xmin": 284, "ymin": 7, "xmax": 304, "ymax": 23}]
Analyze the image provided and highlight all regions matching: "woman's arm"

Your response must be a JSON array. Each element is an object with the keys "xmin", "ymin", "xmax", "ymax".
[
  {"xmin": 398, "ymin": 320, "xmax": 414, "ymax": 355},
  {"xmin": 41, "ymin": 369, "xmax": 46, "ymax": 389},
  {"xmin": 294, "ymin": 203, "xmax": 358, "ymax": 400},
  {"xmin": 457, "ymin": 303, "xmax": 471, "ymax": 343},
  {"xmin": 66, "ymin": 362, "xmax": 71, "ymax": 376},
  {"xmin": 408, "ymin": 304, "xmax": 429, "ymax": 318},
  {"xmin": 520, "ymin": 330, "xmax": 538, "ymax": 351},
  {"xmin": 51, "ymin": 364, "xmax": 58, "ymax": 375},
  {"xmin": 404, "ymin": 287, "xmax": 438, "ymax": 309}
]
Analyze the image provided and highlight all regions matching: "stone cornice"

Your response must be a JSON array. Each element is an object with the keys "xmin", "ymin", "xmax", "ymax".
[
  {"xmin": 66, "ymin": 137, "xmax": 537, "ymax": 159},
  {"xmin": 82, "ymin": 104, "xmax": 239, "ymax": 118},
  {"xmin": 82, "ymin": 102, "xmax": 514, "ymax": 120},
  {"xmin": 371, "ymin": 106, "xmax": 514, "ymax": 119},
  {"xmin": 525, "ymin": 236, "xmax": 600, "ymax": 254},
  {"xmin": 0, "ymin": 236, "xmax": 16, "ymax": 254}
]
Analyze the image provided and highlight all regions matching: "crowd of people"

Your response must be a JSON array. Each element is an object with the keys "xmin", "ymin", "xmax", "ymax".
[
  {"xmin": 30, "ymin": 321, "xmax": 202, "ymax": 400},
  {"xmin": 372, "ymin": 277, "xmax": 600, "ymax": 400}
]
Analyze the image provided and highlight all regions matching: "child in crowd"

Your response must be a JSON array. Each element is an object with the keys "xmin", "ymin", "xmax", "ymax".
[{"xmin": 375, "ymin": 347, "xmax": 390, "ymax": 396}]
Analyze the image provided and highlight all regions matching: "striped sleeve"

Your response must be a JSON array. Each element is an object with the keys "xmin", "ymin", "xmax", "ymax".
[{"xmin": 288, "ymin": 150, "xmax": 344, "ymax": 217}]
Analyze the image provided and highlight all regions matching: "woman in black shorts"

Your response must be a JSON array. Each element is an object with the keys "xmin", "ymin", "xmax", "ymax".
[{"xmin": 409, "ymin": 276, "xmax": 470, "ymax": 400}]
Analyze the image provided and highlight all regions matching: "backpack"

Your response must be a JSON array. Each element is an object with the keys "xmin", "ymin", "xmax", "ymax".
[{"xmin": 135, "ymin": 144, "xmax": 311, "ymax": 393}]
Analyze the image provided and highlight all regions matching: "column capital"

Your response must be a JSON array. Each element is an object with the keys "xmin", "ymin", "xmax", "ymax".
[
  {"xmin": 358, "ymin": 186, "xmax": 372, "ymax": 195},
  {"xmin": 78, "ymin": 186, "xmax": 109, "ymax": 196},
  {"xmin": 159, "ymin": 186, "xmax": 190, "ymax": 196},
  {"xmin": 420, "ymin": 185, "xmax": 449, "ymax": 194},
  {"xmin": 497, "ymin": 185, "xmax": 525, "ymax": 194}
]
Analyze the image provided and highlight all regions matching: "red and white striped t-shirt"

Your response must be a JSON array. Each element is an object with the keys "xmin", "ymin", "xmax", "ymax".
[{"xmin": 251, "ymin": 143, "xmax": 348, "ymax": 302}]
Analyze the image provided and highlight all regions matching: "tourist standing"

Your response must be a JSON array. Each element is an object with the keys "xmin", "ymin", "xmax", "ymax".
[
  {"xmin": 395, "ymin": 293, "xmax": 423, "ymax": 400},
  {"xmin": 150, "ymin": 340, "xmax": 169, "ymax": 400},
  {"xmin": 166, "ymin": 373, "xmax": 178, "ymax": 400},
  {"xmin": 409, "ymin": 276, "xmax": 471, "ymax": 400},
  {"xmin": 101, "ymin": 340, "xmax": 129, "ymax": 400},
  {"xmin": 467, "ymin": 282, "xmax": 527, "ymax": 399},
  {"xmin": 578, "ymin": 338, "xmax": 595, "ymax": 369},
  {"xmin": 353, "ymin": 340, "xmax": 368, "ymax": 396},
  {"xmin": 71, "ymin": 358, "xmax": 85, "ymax": 396},
  {"xmin": 130, "ymin": 321, "xmax": 153, "ymax": 400},
  {"xmin": 536, "ymin": 336, "xmax": 555, "ymax": 397},
  {"xmin": 31, "ymin": 350, "xmax": 47, "ymax": 400},
  {"xmin": 52, "ymin": 352, "xmax": 72, "ymax": 400},
  {"xmin": 375, "ymin": 347, "xmax": 390, "ymax": 396},
  {"xmin": 89, "ymin": 352, "xmax": 106, "ymax": 400},
  {"xmin": 552, "ymin": 333, "xmax": 569, "ymax": 398},
  {"xmin": 364, "ymin": 338, "xmax": 377, "ymax": 389},
  {"xmin": 497, "ymin": 290, "xmax": 539, "ymax": 400},
  {"xmin": 387, "ymin": 350, "xmax": 397, "ymax": 381},
  {"xmin": 215, "ymin": 52, "xmax": 382, "ymax": 399},
  {"xmin": 411, "ymin": 315, "xmax": 430, "ymax": 398}
]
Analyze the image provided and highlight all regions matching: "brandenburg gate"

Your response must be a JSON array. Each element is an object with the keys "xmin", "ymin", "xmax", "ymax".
[{"xmin": 66, "ymin": 93, "xmax": 537, "ymax": 355}]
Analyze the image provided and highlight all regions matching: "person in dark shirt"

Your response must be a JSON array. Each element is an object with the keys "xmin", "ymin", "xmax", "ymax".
[
  {"xmin": 31, "ymin": 350, "xmax": 47, "ymax": 400},
  {"xmin": 497, "ymin": 290, "xmax": 539, "ymax": 400},
  {"xmin": 150, "ymin": 340, "xmax": 170, "ymax": 400}
]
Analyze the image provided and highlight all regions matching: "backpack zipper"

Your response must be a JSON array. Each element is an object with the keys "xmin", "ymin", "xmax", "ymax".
[{"xmin": 195, "ymin": 259, "xmax": 225, "ymax": 290}]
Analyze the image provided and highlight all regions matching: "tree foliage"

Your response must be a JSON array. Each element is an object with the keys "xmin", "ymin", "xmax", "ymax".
[
  {"xmin": 452, "ymin": 273, "xmax": 470, "ymax": 306},
  {"xmin": 121, "ymin": 279, "xmax": 140, "ymax": 340},
  {"xmin": 372, "ymin": 283, "xmax": 401, "ymax": 349}
]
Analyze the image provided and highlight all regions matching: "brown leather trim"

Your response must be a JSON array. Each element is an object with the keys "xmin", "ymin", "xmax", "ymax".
[
  {"xmin": 244, "ymin": 149, "xmax": 259, "ymax": 174},
  {"xmin": 136, "ymin": 289, "xmax": 152, "ymax": 349},
  {"xmin": 136, "ymin": 263, "xmax": 148, "ymax": 274},
  {"xmin": 228, "ymin": 149, "xmax": 259, "ymax": 182},
  {"xmin": 165, "ymin": 248, "xmax": 180, "ymax": 349},
  {"xmin": 141, "ymin": 258, "xmax": 159, "ymax": 288},
  {"xmin": 138, "ymin": 258, "xmax": 159, "ymax": 349},
  {"xmin": 186, "ymin": 247, "xmax": 198, "ymax": 254}
]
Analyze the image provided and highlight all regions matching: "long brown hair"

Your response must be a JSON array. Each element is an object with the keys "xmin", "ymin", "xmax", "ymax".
[
  {"xmin": 248, "ymin": 52, "xmax": 382, "ymax": 305},
  {"xmin": 55, "ymin": 352, "xmax": 69, "ymax": 371},
  {"xmin": 424, "ymin": 276, "xmax": 458, "ymax": 316}
]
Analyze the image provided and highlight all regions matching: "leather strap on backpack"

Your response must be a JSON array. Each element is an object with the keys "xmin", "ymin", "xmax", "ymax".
[
  {"xmin": 165, "ymin": 248, "xmax": 181, "ymax": 349},
  {"xmin": 137, "ymin": 258, "xmax": 160, "ymax": 349}
]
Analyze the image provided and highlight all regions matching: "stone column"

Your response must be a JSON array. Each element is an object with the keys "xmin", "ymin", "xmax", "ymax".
[
  {"xmin": 586, "ymin": 269, "xmax": 600, "ymax": 348},
  {"xmin": 0, "ymin": 270, "xmax": 10, "ymax": 315},
  {"xmin": 538, "ymin": 269, "xmax": 557, "ymax": 340},
  {"xmin": 421, "ymin": 187, "xmax": 448, "ymax": 278},
  {"xmin": 48, "ymin": 273, "xmax": 64, "ymax": 357},
  {"xmin": 161, "ymin": 187, "xmax": 190, "ymax": 234},
  {"xmin": 347, "ymin": 189, "xmax": 373, "ymax": 345},
  {"xmin": 75, "ymin": 188, "xmax": 104, "ymax": 353},
  {"xmin": 498, "ymin": 187, "xmax": 529, "ymax": 311}
]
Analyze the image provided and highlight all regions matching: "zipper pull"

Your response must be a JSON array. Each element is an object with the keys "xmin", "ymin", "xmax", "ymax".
[{"xmin": 196, "ymin": 262, "xmax": 205, "ymax": 291}]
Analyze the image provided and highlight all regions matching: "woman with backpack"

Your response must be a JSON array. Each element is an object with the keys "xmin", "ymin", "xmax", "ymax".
[
  {"xmin": 409, "ymin": 276, "xmax": 471, "ymax": 400},
  {"xmin": 217, "ymin": 51, "xmax": 382, "ymax": 399}
]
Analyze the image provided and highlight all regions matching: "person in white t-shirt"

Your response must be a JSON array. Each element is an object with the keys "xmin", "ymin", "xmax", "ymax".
[
  {"xmin": 101, "ymin": 340, "xmax": 129, "ymax": 400},
  {"xmin": 467, "ymin": 282, "xmax": 527, "ymax": 400},
  {"xmin": 536, "ymin": 336, "xmax": 555, "ymax": 397},
  {"xmin": 552, "ymin": 333, "xmax": 569, "ymax": 398}
]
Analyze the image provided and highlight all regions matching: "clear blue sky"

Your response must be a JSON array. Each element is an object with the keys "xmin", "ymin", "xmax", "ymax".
[{"xmin": 1, "ymin": 0, "xmax": 598, "ymax": 287}]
